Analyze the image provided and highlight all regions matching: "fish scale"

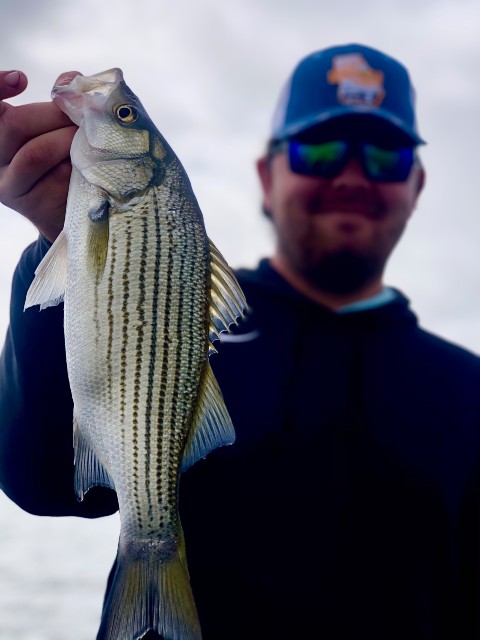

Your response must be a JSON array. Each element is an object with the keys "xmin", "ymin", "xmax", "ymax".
[
  {"xmin": 97, "ymin": 187, "xmax": 209, "ymax": 540},
  {"xmin": 25, "ymin": 68, "xmax": 247, "ymax": 640}
]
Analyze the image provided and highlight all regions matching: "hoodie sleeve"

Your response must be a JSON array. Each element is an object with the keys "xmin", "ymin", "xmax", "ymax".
[{"xmin": 0, "ymin": 236, "xmax": 118, "ymax": 517}]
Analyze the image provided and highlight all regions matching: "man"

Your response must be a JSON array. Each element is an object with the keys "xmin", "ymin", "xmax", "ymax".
[{"xmin": 1, "ymin": 44, "xmax": 480, "ymax": 639}]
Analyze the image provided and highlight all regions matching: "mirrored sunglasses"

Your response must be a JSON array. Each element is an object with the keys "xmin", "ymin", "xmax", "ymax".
[{"xmin": 271, "ymin": 139, "xmax": 416, "ymax": 183}]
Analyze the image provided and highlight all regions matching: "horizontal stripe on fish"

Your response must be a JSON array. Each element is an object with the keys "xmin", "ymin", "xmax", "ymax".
[{"xmin": 96, "ymin": 190, "xmax": 209, "ymax": 543}]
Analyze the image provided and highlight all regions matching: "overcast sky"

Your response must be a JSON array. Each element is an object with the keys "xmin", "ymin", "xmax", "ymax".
[
  {"xmin": 1, "ymin": 2, "xmax": 479, "ymax": 634},
  {"xmin": 1, "ymin": 0, "xmax": 480, "ymax": 352}
]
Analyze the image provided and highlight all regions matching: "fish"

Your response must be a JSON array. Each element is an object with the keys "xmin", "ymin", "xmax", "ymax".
[{"xmin": 24, "ymin": 68, "xmax": 247, "ymax": 640}]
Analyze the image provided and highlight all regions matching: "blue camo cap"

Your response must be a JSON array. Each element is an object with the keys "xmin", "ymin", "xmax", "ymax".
[{"xmin": 271, "ymin": 44, "xmax": 425, "ymax": 145}]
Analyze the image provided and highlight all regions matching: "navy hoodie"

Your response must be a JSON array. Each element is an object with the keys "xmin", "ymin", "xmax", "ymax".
[{"xmin": 1, "ymin": 238, "xmax": 480, "ymax": 639}]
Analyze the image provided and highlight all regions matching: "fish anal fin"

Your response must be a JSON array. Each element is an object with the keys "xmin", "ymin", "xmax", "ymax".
[
  {"xmin": 181, "ymin": 363, "xmax": 235, "ymax": 472},
  {"xmin": 208, "ymin": 239, "xmax": 247, "ymax": 345},
  {"xmin": 24, "ymin": 229, "xmax": 68, "ymax": 311},
  {"xmin": 73, "ymin": 416, "xmax": 115, "ymax": 501}
]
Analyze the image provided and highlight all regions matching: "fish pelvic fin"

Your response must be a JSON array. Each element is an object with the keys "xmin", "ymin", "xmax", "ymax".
[
  {"xmin": 181, "ymin": 362, "xmax": 235, "ymax": 472},
  {"xmin": 73, "ymin": 416, "xmax": 115, "ymax": 500},
  {"xmin": 208, "ymin": 240, "xmax": 248, "ymax": 353},
  {"xmin": 24, "ymin": 229, "xmax": 68, "ymax": 310},
  {"xmin": 97, "ymin": 535, "xmax": 202, "ymax": 640}
]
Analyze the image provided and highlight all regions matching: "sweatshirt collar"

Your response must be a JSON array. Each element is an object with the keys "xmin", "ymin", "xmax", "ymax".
[{"xmin": 337, "ymin": 288, "xmax": 399, "ymax": 314}]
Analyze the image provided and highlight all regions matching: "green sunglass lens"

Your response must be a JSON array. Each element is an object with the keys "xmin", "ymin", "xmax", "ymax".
[
  {"xmin": 363, "ymin": 145, "xmax": 413, "ymax": 181},
  {"xmin": 290, "ymin": 141, "xmax": 348, "ymax": 177}
]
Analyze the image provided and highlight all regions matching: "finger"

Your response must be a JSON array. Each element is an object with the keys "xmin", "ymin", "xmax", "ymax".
[
  {"xmin": 10, "ymin": 158, "xmax": 72, "ymax": 242},
  {"xmin": 0, "ymin": 70, "xmax": 28, "ymax": 101},
  {"xmin": 0, "ymin": 100, "xmax": 74, "ymax": 166},
  {"xmin": 0, "ymin": 124, "xmax": 76, "ymax": 198}
]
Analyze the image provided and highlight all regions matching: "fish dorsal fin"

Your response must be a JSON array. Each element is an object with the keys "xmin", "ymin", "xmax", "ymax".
[
  {"xmin": 73, "ymin": 415, "xmax": 115, "ymax": 501},
  {"xmin": 24, "ymin": 229, "xmax": 68, "ymax": 311},
  {"xmin": 181, "ymin": 363, "xmax": 235, "ymax": 472},
  {"xmin": 208, "ymin": 240, "xmax": 247, "ymax": 351}
]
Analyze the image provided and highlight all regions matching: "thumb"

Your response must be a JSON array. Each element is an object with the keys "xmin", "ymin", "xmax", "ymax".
[{"xmin": 0, "ymin": 70, "xmax": 28, "ymax": 102}]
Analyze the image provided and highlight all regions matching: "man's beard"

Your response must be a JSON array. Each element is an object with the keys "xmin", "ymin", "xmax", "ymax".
[{"xmin": 302, "ymin": 250, "xmax": 384, "ymax": 295}]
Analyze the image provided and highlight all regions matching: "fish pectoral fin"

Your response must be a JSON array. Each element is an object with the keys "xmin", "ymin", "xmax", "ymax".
[
  {"xmin": 24, "ymin": 229, "xmax": 68, "ymax": 310},
  {"xmin": 73, "ymin": 416, "xmax": 115, "ymax": 501},
  {"xmin": 181, "ymin": 363, "xmax": 235, "ymax": 472},
  {"xmin": 208, "ymin": 240, "xmax": 248, "ymax": 352},
  {"xmin": 87, "ymin": 214, "xmax": 109, "ymax": 278},
  {"xmin": 88, "ymin": 199, "xmax": 109, "ymax": 223}
]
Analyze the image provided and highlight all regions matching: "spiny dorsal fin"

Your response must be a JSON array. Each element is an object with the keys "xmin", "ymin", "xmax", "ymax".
[
  {"xmin": 24, "ymin": 229, "xmax": 68, "ymax": 311},
  {"xmin": 208, "ymin": 240, "xmax": 247, "ymax": 347},
  {"xmin": 181, "ymin": 363, "xmax": 235, "ymax": 472}
]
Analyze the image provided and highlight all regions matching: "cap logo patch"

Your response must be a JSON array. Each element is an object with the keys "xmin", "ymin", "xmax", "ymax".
[{"xmin": 327, "ymin": 53, "xmax": 385, "ymax": 107}]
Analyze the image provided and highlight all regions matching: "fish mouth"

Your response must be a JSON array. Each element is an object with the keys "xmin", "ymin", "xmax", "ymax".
[
  {"xmin": 51, "ymin": 69, "xmax": 124, "ymax": 126},
  {"xmin": 52, "ymin": 68, "xmax": 123, "ymax": 97}
]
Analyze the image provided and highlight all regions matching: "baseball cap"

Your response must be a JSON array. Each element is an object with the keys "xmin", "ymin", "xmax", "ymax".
[{"xmin": 271, "ymin": 44, "xmax": 425, "ymax": 146}]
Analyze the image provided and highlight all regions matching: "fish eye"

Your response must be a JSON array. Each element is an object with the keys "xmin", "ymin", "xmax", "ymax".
[{"xmin": 115, "ymin": 105, "xmax": 138, "ymax": 124}]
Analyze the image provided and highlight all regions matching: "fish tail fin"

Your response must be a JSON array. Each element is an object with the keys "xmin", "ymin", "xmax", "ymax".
[{"xmin": 97, "ymin": 537, "xmax": 201, "ymax": 640}]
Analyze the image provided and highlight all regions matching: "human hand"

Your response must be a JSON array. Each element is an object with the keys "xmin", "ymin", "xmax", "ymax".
[{"xmin": 0, "ymin": 70, "xmax": 80, "ymax": 242}]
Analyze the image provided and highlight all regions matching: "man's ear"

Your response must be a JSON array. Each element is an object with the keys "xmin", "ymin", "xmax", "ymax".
[
  {"xmin": 415, "ymin": 166, "xmax": 426, "ymax": 197},
  {"xmin": 256, "ymin": 156, "xmax": 273, "ymax": 212},
  {"xmin": 411, "ymin": 165, "xmax": 426, "ymax": 214}
]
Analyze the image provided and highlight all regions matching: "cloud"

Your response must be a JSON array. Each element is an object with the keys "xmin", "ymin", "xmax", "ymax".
[{"xmin": 1, "ymin": 0, "xmax": 480, "ymax": 353}]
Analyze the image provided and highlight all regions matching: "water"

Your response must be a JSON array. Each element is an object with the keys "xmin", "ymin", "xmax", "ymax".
[
  {"xmin": 0, "ymin": 216, "xmax": 119, "ymax": 639},
  {"xmin": 0, "ymin": 492, "xmax": 119, "ymax": 639}
]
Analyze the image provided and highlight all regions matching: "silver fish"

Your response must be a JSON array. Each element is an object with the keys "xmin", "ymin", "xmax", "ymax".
[{"xmin": 25, "ymin": 69, "xmax": 247, "ymax": 640}]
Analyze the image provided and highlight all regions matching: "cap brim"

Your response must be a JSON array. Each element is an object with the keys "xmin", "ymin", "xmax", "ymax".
[{"xmin": 275, "ymin": 107, "xmax": 426, "ymax": 146}]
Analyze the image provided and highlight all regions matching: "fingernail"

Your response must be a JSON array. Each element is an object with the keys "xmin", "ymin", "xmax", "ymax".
[{"xmin": 5, "ymin": 71, "xmax": 20, "ymax": 87}]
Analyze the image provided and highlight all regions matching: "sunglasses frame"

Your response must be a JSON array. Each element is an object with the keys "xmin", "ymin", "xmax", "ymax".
[{"xmin": 269, "ymin": 138, "xmax": 417, "ymax": 183}]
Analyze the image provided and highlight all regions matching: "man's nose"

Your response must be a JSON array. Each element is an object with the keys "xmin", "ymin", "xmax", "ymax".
[{"xmin": 331, "ymin": 157, "xmax": 371, "ymax": 187}]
